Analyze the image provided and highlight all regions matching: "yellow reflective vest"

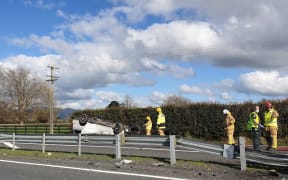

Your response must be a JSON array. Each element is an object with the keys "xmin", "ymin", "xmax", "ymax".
[
  {"xmin": 157, "ymin": 113, "xmax": 166, "ymax": 129},
  {"xmin": 246, "ymin": 112, "xmax": 259, "ymax": 130},
  {"xmin": 264, "ymin": 109, "xmax": 278, "ymax": 128}
]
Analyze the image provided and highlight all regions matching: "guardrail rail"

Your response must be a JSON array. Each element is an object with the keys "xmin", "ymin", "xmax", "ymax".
[{"xmin": 0, "ymin": 133, "xmax": 287, "ymax": 168}]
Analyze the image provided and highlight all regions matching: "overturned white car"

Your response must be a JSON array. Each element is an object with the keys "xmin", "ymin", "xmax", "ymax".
[{"xmin": 72, "ymin": 114, "xmax": 139, "ymax": 135}]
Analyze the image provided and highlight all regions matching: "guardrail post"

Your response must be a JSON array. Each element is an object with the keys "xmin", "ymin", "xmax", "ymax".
[
  {"xmin": 78, "ymin": 133, "xmax": 81, "ymax": 156},
  {"xmin": 239, "ymin": 136, "xmax": 246, "ymax": 171},
  {"xmin": 115, "ymin": 134, "xmax": 121, "ymax": 160},
  {"xmin": 169, "ymin": 135, "xmax": 176, "ymax": 165},
  {"xmin": 12, "ymin": 133, "xmax": 15, "ymax": 151},
  {"xmin": 120, "ymin": 132, "xmax": 125, "ymax": 145},
  {"xmin": 42, "ymin": 133, "xmax": 46, "ymax": 153}
]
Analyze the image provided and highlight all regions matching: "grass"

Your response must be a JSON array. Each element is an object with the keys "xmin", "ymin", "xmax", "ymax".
[
  {"xmin": 0, "ymin": 147, "xmax": 208, "ymax": 166},
  {"xmin": 0, "ymin": 148, "xmax": 114, "ymax": 161},
  {"xmin": 176, "ymin": 159, "xmax": 206, "ymax": 166}
]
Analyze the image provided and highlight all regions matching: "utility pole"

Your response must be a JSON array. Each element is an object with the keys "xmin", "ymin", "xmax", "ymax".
[{"xmin": 46, "ymin": 65, "xmax": 59, "ymax": 134}]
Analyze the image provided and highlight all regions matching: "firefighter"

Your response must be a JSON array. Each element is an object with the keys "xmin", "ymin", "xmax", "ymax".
[
  {"xmin": 156, "ymin": 107, "xmax": 166, "ymax": 136},
  {"xmin": 246, "ymin": 105, "xmax": 263, "ymax": 150},
  {"xmin": 264, "ymin": 101, "xmax": 279, "ymax": 151},
  {"xmin": 223, "ymin": 109, "xmax": 235, "ymax": 145},
  {"xmin": 144, "ymin": 116, "xmax": 152, "ymax": 136}
]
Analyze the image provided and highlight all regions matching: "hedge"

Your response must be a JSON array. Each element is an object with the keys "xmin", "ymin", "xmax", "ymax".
[{"xmin": 71, "ymin": 99, "xmax": 288, "ymax": 140}]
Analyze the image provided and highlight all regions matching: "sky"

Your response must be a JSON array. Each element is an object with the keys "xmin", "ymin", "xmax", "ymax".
[{"xmin": 1, "ymin": 0, "xmax": 288, "ymax": 109}]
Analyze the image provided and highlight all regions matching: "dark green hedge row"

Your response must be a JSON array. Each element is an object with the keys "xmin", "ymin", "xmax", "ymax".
[{"xmin": 72, "ymin": 100, "xmax": 288, "ymax": 140}]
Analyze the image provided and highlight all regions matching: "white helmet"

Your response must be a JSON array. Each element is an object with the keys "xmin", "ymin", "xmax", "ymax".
[{"xmin": 223, "ymin": 109, "xmax": 229, "ymax": 114}]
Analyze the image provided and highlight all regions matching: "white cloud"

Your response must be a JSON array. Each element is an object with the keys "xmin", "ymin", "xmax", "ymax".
[
  {"xmin": 179, "ymin": 84, "xmax": 214, "ymax": 97},
  {"xmin": 180, "ymin": 84, "xmax": 202, "ymax": 94},
  {"xmin": 140, "ymin": 58, "xmax": 195, "ymax": 78},
  {"xmin": 23, "ymin": 0, "xmax": 65, "ymax": 9},
  {"xmin": 62, "ymin": 89, "xmax": 94, "ymax": 100},
  {"xmin": 213, "ymin": 79, "xmax": 234, "ymax": 90},
  {"xmin": 221, "ymin": 91, "xmax": 233, "ymax": 100},
  {"xmin": 95, "ymin": 91, "xmax": 122, "ymax": 102},
  {"xmin": 0, "ymin": 54, "xmax": 62, "ymax": 78},
  {"xmin": 59, "ymin": 90, "xmax": 123, "ymax": 109},
  {"xmin": 126, "ymin": 21, "xmax": 220, "ymax": 57},
  {"xmin": 238, "ymin": 71, "xmax": 288, "ymax": 96},
  {"xmin": 3, "ymin": 0, "xmax": 288, "ymax": 109},
  {"xmin": 149, "ymin": 91, "xmax": 171, "ymax": 106}
]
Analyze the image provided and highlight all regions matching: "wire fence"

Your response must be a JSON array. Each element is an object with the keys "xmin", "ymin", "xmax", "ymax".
[{"xmin": 0, "ymin": 123, "xmax": 72, "ymax": 134}]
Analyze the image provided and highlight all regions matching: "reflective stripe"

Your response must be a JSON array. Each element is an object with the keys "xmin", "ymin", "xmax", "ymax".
[{"xmin": 264, "ymin": 109, "xmax": 278, "ymax": 128}]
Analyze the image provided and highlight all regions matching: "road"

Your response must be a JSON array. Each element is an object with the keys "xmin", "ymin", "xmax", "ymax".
[
  {"xmin": 0, "ymin": 158, "xmax": 189, "ymax": 180},
  {"xmin": 0, "ymin": 137, "xmax": 287, "ymax": 179},
  {"xmin": 0, "ymin": 142, "xmax": 238, "ymax": 163}
]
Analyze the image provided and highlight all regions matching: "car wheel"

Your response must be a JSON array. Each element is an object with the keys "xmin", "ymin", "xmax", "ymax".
[
  {"xmin": 79, "ymin": 114, "xmax": 88, "ymax": 126},
  {"xmin": 113, "ymin": 123, "xmax": 122, "ymax": 134}
]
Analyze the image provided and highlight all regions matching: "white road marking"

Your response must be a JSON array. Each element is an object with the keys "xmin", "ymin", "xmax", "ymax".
[
  {"xmin": 0, "ymin": 159, "xmax": 190, "ymax": 180},
  {"xmin": 2, "ymin": 142, "xmax": 19, "ymax": 149}
]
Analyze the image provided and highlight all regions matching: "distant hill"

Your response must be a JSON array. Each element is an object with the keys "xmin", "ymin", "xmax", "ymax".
[{"xmin": 57, "ymin": 108, "xmax": 77, "ymax": 120}]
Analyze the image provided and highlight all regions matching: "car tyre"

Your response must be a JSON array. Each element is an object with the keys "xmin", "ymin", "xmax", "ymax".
[
  {"xmin": 79, "ymin": 114, "xmax": 88, "ymax": 126},
  {"xmin": 113, "ymin": 123, "xmax": 122, "ymax": 134}
]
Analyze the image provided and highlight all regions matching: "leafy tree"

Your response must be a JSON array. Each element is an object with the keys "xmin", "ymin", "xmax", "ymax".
[{"xmin": 106, "ymin": 101, "xmax": 120, "ymax": 108}]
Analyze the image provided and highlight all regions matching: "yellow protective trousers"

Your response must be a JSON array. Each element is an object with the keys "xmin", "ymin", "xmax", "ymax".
[
  {"xmin": 227, "ymin": 128, "xmax": 235, "ymax": 145},
  {"xmin": 265, "ymin": 126, "xmax": 277, "ymax": 149},
  {"xmin": 146, "ymin": 128, "xmax": 151, "ymax": 136},
  {"xmin": 158, "ymin": 128, "xmax": 165, "ymax": 136}
]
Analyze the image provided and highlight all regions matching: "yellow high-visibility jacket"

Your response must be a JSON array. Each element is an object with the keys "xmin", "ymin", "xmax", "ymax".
[
  {"xmin": 264, "ymin": 108, "xmax": 278, "ymax": 128},
  {"xmin": 247, "ymin": 112, "xmax": 259, "ymax": 130},
  {"xmin": 157, "ymin": 113, "xmax": 166, "ymax": 129}
]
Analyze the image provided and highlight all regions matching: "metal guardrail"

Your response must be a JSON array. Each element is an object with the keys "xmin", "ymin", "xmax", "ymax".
[
  {"xmin": 0, "ymin": 133, "xmax": 287, "ymax": 167},
  {"xmin": 245, "ymin": 149, "xmax": 288, "ymax": 167},
  {"xmin": 125, "ymin": 135, "xmax": 170, "ymax": 146},
  {"xmin": 177, "ymin": 138, "xmax": 223, "ymax": 155},
  {"xmin": 177, "ymin": 137, "xmax": 288, "ymax": 167}
]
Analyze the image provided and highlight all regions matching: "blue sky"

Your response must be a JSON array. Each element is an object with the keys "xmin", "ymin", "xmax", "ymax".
[{"xmin": 1, "ymin": 0, "xmax": 288, "ymax": 109}]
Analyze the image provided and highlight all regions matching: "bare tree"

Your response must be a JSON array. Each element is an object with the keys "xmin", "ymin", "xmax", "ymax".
[
  {"xmin": 0, "ymin": 101, "xmax": 16, "ymax": 123},
  {"xmin": 0, "ymin": 66, "xmax": 46, "ymax": 124},
  {"xmin": 163, "ymin": 95, "xmax": 191, "ymax": 107},
  {"xmin": 123, "ymin": 95, "xmax": 136, "ymax": 109}
]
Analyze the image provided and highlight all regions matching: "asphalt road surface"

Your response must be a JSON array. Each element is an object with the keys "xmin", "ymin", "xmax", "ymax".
[{"xmin": 0, "ymin": 158, "xmax": 189, "ymax": 180}]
